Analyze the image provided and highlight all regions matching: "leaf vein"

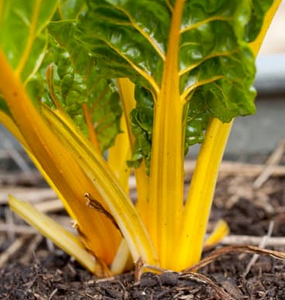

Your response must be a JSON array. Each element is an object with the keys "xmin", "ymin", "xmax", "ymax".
[
  {"xmin": 165, "ymin": 0, "xmax": 173, "ymax": 12},
  {"xmin": 100, "ymin": 38, "xmax": 160, "ymax": 94},
  {"xmin": 180, "ymin": 16, "xmax": 233, "ymax": 34},
  {"xmin": 115, "ymin": 6, "xmax": 166, "ymax": 61},
  {"xmin": 179, "ymin": 50, "xmax": 237, "ymax": 76},
  {"xmin": 181, "ymin": 76, "xmax": 224, "ymax": 102}
]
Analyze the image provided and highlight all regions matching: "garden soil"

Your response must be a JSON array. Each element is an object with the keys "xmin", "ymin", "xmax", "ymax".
[{"xmin": 1, "ymin": 156, "xmax": 285, "ymax": 299}]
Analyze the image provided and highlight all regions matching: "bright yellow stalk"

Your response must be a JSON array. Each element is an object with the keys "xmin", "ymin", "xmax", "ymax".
[
  {"xmin": 110, "ymin": 239, "xmax": 131, "ymax": 274},
  {"xmin": 117, "ymin": 78, "xmax": 136, "ymax": 144},
  {"xmin": 9, "ymin": 195, "xmax": 99, "ymax": 275},
  {"xmin": 249, "ymin": 0, "xmax": 283, "ymax": 56},
  {"xmin": 176, "ymin": 119, "xmax": 232, "ymax": 270},
  {"xmin": 0, "ymin": 111, "xmax": 76, "ymax": 219},
  {"xmin": 108, "ymin": 78, "xmax": 153, "ymax": 274},
  {"xmin": 148, "ymin": 0, "xmax": 185, "ymax": 269},
  {"xmin": 42, "ymin": 105, "xmax": 158, "ymax": 266},
  {"xmin": 133, "ymin": 160, "xmax": 149, "ymax": 226},
  {"xmin": 108, "ymin": 78, "xmax": 135, "ymax": 193},
  {"xmin": 108, "ymin": 114, "xmax": 131, "ymax": 193},
  {"xmin": 0, "ymin": 111, "xmax": 27, "ymax": 147},
  {"xmin": 0, "ymin": 49, "xmax": 121, "ymax": 264},
  {"xmin": 204, "ymin": 219, "xmax": 230, "ymax": 249},
  {"xmin": 116, "ymin": 78, "xmax": 150, "ymax": 226},
  {"xmin": 175, "ymin": 0, "xmax": 282, "ymax": 271},
  {"xmin": 109, "ymin": 79, "xmax": 151, "ymax": 272}
]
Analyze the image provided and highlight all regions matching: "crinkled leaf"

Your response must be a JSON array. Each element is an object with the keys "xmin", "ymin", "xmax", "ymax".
[
  {"xmin": 245, "ymin": 0, "xmax": 274, "ymax": 42},
  {"xmin": 77, "ymin": 0, "xmax": 271, "ymax": 166},
  {"xmin": 46, "ymin": 21, "xmax": 122, "ymax": 152},
  {"xmin": 78, "ymin": 0, "xmax": 169, "ymax": 93},
  {"xmin": 179, "ymin": 1, "xmax": 257, "ymax": 121},
  {"xmin": 185, "ymin": 98, "xmax": 210, "ymax": 150}
]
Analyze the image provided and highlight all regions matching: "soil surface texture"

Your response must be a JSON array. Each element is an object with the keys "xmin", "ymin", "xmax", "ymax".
[{"xmin": 1, "ymin": 155, "xmax": 285, "ymax": 299}]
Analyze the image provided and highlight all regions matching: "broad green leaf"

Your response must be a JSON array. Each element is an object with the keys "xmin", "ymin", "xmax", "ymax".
[
  {"xmin": 46, "ymin": 21, "xmax": 122, "ymax": 152},
  {"xmin": 77, "ymin": 0, "xmax": 169, "ymax": 93},
  {"xmin": 185, "ymin": 98, "xmax": 210, "ymax": 149},
  {"xmin": 245, "ymin": 0, "xmax": 274, "ymax": 42},
  {"xmin": 77, "ymin": 0, "xmax": 271, "ymax": 166},
  {"xmin": 0, "ymin": 0, "xmax": 58, "ymax": 114}
]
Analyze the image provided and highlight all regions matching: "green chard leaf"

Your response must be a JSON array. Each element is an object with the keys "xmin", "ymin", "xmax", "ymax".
[
  {"xmin": 245, "ymin": 0, "xmax": 274, "ymax": 42},
  {"xmin": 46, "ymin": 20, "xmax": 122, "ymax": 152},
  {"xmin": 0, "ymin": 0, "xmax": 58, "ymax": 114},
  {"xmin": 77, "ymin": 0, "xmax": 169, "ymax": 92},
  {"xmin": 179, "ymin": 0, "xmax": 257, "ymax": 122},
  {"xmin": 75, "ymin": 0, "xmax": 271, "ymax": 165}
]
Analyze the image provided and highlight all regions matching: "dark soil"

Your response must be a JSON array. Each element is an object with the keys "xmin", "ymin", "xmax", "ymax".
[
  {"xmin": 1, "ymin": 158, "xmax": 285, "ymax": 299},
  {"xmin": 1, "ymin": 253, "xmax": 285, "ymax": 300}
]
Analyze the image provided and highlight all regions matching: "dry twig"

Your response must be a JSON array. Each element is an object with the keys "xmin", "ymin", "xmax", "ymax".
[
  {"xmin": 0, "ymin": 187, "xmax": 56, "ymax": 204},
  {"xmin": 184, "ymin": 245, "xmax": 285, "ymax": 273},
  {"xmin": 221, "ymin": 235, "xmax": 285, "ymax": 247},
  {"xmin": 242, "ymin": 221, "xmax": 274, "ymax": 277},
  {"xmin": 180, "ymin": 272, "xmax": 234, "ymax": 300},
  {"xmin": 0, "ymin": 236, "xmax": 30, "ymax": 268},
  {"xmin": 253, "ymin": 140, "xmax": 285, "ymax": 188}
]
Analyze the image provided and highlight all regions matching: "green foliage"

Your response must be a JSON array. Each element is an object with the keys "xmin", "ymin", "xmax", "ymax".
[
  {"xmin": 0, "ymin": 0, "xmax": 57, "ymax": 81},
  {"xmin": 77, "ymin": 0, "xmax": 169, "ymax": 92},
  {"xmin": 76, "ymin": 0, "xmax": 271, "ymax": 166},
  {"xmin": 245, "ymin": 0, "xmax": 275, "ymax": 42},
  {"xmin": 0, "ymin": 0, "xmax": 272, "ymax": 161},
  {"xmin": 46, "ymin": 21, "xmax": 122, "ymax": 152},
  {"xmin": 0, "ymin": 0, "xmax": 58, "ymax": 114}
]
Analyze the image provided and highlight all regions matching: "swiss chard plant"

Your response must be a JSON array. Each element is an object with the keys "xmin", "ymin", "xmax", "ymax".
[{"xmin": 0, "ymin": 0, "xmax": 282, "ymax": 276}]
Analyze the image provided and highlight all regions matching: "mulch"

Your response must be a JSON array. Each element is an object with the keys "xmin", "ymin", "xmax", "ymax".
[{"xmin": 1, "ymin": 149, "xmax": 285, "ymax": 299}]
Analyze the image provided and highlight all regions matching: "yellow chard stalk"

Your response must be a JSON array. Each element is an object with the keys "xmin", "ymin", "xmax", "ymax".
[
  {"xmin": 41, "ymin": 105, "xmax": 157, "ymax": 266},
  {"xmin": 175, "ymin": 0, "xmax": 283, "ymax": 270},
  {"xmin": 9, "ymin": 195, "xmax": 98, "ymax": 274},
  {"xmin": 147, "ymin": 0, "xmax": 185, "ymax": 269},
  {"xmin": 0, "ymin": 49, "xmax": 121, "ymax": 265}
]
